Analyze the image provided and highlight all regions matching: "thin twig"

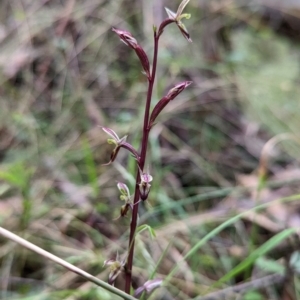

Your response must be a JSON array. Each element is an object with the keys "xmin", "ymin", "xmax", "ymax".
[{"xmin": 0, "ymin": 227, "xmax": 138, "ymax": 300}]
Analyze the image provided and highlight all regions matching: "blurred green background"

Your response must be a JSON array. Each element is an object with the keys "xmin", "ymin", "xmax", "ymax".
[{"xmin": 0, "ymin": 0, "xmax": 300, "ymax": 299}]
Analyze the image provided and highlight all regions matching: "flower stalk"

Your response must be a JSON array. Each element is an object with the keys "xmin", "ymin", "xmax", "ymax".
[
  {"xmin": 104, "ymin": 0, "xmax": 192, "ymax": 295},
  {"xmin": 124, "ymin": 29, "xmax": 160, "ymax": 293}
]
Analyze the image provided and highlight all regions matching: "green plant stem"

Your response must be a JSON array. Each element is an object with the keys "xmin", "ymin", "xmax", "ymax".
[
  {"xmin": 125, "ymin": 31, "xmax": 159, "ymax": 294},
  {"xmin": 21, "ymin": 188, "xmax": 31, "ymax": 229},
  {"xmin": 0, "ymin": 227, "xmax": 138, "ymax": 300},
  {"xmin": 21, "ymin": 197, "xmax": 32, "ymax": 229}
]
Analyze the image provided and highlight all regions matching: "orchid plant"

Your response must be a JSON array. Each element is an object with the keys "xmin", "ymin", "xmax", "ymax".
[{"xmin": 103, "ymin": 1, "xmax": 192, "ymax": 297}]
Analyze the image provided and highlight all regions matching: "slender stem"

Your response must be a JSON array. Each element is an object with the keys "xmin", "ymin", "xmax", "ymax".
[{"xmin": 125, "ymin": 31, "xmax": 159, "ymax": 294}]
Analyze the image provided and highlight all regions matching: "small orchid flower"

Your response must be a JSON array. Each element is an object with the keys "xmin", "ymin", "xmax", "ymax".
[
  {"xmin": 138, "ymin": 166, "xmax": 153, "ymax": 201},
  {"xmin": 115, "ymin": 182, "xmax": 133, "ymax": 218},
  {"xmin": 101, "ymin": 127, "xmax": 140, "ymax": 165},
  {"xmin": 103, "ymin": 253, "xmax": 126, "ymax": 285},
  {"xmin": 164, "ymin": 0, "xmax": 192, "ymax": 42},
  {"xmin": 102, "ymin": 127, "xmax": 127, "ymax": 165}
]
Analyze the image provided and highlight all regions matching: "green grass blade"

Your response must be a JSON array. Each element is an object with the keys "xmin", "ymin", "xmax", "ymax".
[
  {"xmin": 215, "ymin": 228, "xmax": 296, "ymax": 286},
  {"xmin": 164, "ymin": 194, "xmax": 300, "ymax": 285}
]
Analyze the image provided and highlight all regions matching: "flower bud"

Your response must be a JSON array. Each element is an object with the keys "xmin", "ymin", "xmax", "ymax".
[
  {"xmin": 149, "ymin": 81, "xmax": 192, "ymax": 126},
  {"xmin": 166, "ymin": 81, "xmax": 192, "ymax": 100},
  {"xmin": 112, "ymin": 28, "xmax": 138, "ymax": 49},
  {"xmin": 117, "ymin": 182, "xmax": 130, "ymax": 198},
  {"xmin": 135, "ymin": 45, "xmax": 150, "ymax": 79},
  {"xmin": 112, "ymin": 27, "xmax": 151, "ymax": 79},
  {"xmin": 138, "ymin": 168, "xmax": 153, "ymax": 201}
]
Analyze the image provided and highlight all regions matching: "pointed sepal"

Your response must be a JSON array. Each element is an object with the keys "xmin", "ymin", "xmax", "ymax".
[
  {"xmin": 176, "ymin": 0, "xmax": 191, "ymax": 17},
  {"xmin": 165, "ymin": 7, "xmax": 177, "ymax": 20},
  {"xmin": 102, "ymin": 127, "xmax": 121, "ymax": 142},
  {"xmin": 102, "ymin": 146, "xmax": 121, "ymax": 166}
]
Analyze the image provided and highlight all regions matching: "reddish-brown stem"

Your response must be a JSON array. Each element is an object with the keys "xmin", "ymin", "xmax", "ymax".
[{"xmin": 124, "ymin": 30, "xmax": 159, "ymax": 294}]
